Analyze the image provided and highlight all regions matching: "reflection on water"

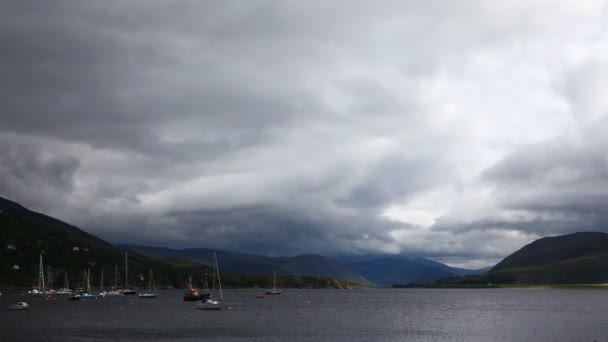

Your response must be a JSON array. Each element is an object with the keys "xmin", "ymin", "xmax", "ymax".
[{"xmin": 1, "ymin": 288, "xmax": 608, "ymax": 341}]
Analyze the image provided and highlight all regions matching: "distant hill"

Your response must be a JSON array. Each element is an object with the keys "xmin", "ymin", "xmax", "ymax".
[
  {"xmin": 118, "ymin": 244, "xmax": 372, "ymax": 285},
  {"xmin": 488, "ymin": 232, "xmax": 608, "ymax": 284},
  {"xmin": 123, "ymin": 245, "xmax": 487, "ymax": 287},
  {"xmin": 339, "ymin": 255, "xmax": 488, "ymax": 286}
]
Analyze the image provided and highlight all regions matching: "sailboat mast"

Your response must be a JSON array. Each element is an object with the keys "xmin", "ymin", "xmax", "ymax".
[
  {"xmin": 214, "ymin": 252, "xmax": 223, "ymax": 300},
  {"xmin": 114, "ymin": 265, "xmax": 118, "ymax": 289},
  {"xmin": 125, "ymin": 252, "xmax": 128, "ymax": 288},
  {"xmin": 100, "ymin": 269, "xmax": 104, "ymax": 290},
  {"xmin": 39, "ymin": 253, "xmax": 46, "ymax": 292},
  {"xmin": 87, "ymin": 268, "xmax": 92, "ymax": 292},
  {"xmin": 65, "ymin": 272, "xmax": 69, "ymax": 290}
]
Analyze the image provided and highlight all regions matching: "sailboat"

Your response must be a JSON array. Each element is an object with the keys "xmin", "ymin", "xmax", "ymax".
[
  {"xmin": 265, "ymin": 270, "xmax": 282, "ymax": 295},
  {"xmin": 196, "ymin": 252, "xmax": 223, "ymax": 310},
  {"xmin": 120, "ymin": 252, "xmax": 136, "ymax": 295},
  {"xmin": 138, "ymin": 270, "xmax": 157, "ymax": 298},
  {"xmin": 80, "ymin": 268, "xmax": 97, "ymax": 299},
  {"xmin": 106, "ymin": 265, "xmax": 122, "ymax": 296},
  {"xmin": 29, "ymin": 253, "xmax": 46, "ymax": 297},
  {"xmin": 98, "ymin": 269, "xmax": 107, "ymax": 297},
  {"xmin": 56, "ymin": 272, "xmax": 72, "ymax": 294}
]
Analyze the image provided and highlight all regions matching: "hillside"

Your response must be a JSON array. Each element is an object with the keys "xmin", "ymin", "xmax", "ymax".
[
  {"xmin": 0, "ymin": 197, "xmax": 215, "ymax": 288},
  {"xmin": 488, "ymin": 232, "xmax": 608, "ymax": 284},
  {"xmin": 119, "ymin": 244, "xmax": 371, "ymax": 285},
  {"xmin": 0, "ymin": 197, "xmax": 360, "ymax": 289},
  {"xmin": 431, "ymin": 232, "xmax": 608, "ymax": 286}
]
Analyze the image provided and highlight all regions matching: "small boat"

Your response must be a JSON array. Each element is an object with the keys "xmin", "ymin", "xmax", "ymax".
[
  {"xmin": 68, "ymin": 292, "xmax": 80, "ymax": 300},
  {"xmin": 183, "ymin": 277, "xmax": 200, "ymax": 301},
  {"xmin": 30, "ymin": 253, "xmax": 48, "ymax": 297},
  {"xmin": 196, "ymin": 252, "xmax": 224, "ymax": 311},
  {"xmin": 265, "ymin": 270, "xmax": 282, "ymax": 295},
  {"xmin": 79, "ymin": 269, "xmax": 97, "ymax": 300},
  {"xmin": 121, "ymin": 252, "xmax": 136, "ymax": 295},
  {"xmin": 138, "ymin": 270, "xmax": 157, "ymax": 299},
  {"xmin": 98, "ymin": 269, "xmax": 107, "ymax": 297},
  {"xmin": 56, "ymin": 272, "xmax": 72, "ymax": 295},
  {"xmin": 8, "ymin": 302, "xmax": 29, "ymax": 310},
  {"xmin": 106, "ymin": 265, "xmax": 122, "ymax": 296},
  {"xmin": 197, "ymin": 298, "xmax": 222, "ymax": 310},
  {"xmin": 80, "ymin": 293, "xmax": 97, "ymax": 300}
]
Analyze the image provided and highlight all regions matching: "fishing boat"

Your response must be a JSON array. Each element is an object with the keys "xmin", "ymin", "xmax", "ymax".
[
  {"xmin": 56, "ymin": 272, "xmax": 72, "ymax": 295},
  {"xmin": 196, "ymin": 252, "xmax": 223, "ymax": 311},
  {"xmin": 120, "ymin": 252, "xmax": 136, "ymax": 295},
  {"xmin": 183, "ymin": 276, "xmax": 200, "ymax": 301},
  {"xmin": 106, "ymin": 265, "xmax": 122, "ymax": 296},
  {"xmin": 138, "ymin": 270, "xmax": 157, "ymax": 298},
  {"xmin": 29, "ymin": 253, "xmax": 47, "ymax": 297},
  {"xmin": 265, "ymin": 270, "xmax": 282, "ymax": 295},
  {"xmin": 8, "ymin": 302, "xmax": 29, "ymax": 310}
]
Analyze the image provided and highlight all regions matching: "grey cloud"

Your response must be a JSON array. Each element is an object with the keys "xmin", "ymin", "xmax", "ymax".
[
  {"xmin": 2, "ymin": 1, "xmax": 607, "ymax": 266},
  {"xmin": 0, "ymin": 134, "xmax": 80, "ymax": 212}
]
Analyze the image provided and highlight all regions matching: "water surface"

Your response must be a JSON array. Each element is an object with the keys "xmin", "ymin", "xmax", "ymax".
[{"xmin": 1, "ymin": 288, "xmax": 607, "ymax": 341}]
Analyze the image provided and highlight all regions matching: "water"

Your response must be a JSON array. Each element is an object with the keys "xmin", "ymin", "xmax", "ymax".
[{"xmin": 1, "ymin": 288, "xmax": 608, "ymax": 341}]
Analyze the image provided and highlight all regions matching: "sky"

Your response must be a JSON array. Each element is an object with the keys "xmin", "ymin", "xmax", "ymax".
[{"xmin": 1, "ymin": 1, "xmax": 608, "ymax": 268}]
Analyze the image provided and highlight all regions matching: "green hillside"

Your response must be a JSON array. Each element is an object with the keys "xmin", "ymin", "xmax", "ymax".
[
  {"xmin": 432, "ymin": 232, "xmax": 608, "ymax": 286},
  {"xmin": 488, "ymin": 232, "xmax": 608, "ymax": 284},
  {"xmin": 0, "ymin": 197, "xmax": 362, "ymax": 289}
]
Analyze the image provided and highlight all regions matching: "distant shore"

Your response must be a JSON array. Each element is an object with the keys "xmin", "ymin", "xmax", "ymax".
[{"xmin": 393, "ymin": 283, "xmax": 608, "ymax": 289}]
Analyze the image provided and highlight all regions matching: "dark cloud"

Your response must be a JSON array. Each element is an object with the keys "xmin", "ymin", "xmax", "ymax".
[{"xmin": 1, "ymin": 1, "xmax": 607, "ymax": 267}]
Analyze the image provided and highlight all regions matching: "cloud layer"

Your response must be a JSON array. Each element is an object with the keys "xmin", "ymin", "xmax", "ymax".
[{"xmin": 2, "ymin": 1, "xmax": 608, "ymax": 267}]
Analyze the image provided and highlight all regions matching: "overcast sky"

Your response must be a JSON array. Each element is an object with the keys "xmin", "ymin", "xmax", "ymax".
[{"xmin": 2, "ymin": 1, "xmax": 608, "ymax": 268}]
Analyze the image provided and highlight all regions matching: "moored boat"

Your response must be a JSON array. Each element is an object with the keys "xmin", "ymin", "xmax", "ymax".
[
  {"xmin": 29, "ymin": 253, "xmax": 49, "ymax": 297},
  {"xmin": 196, "ymin": 252, "xmax": 224, "ymax": 311},
  {"xmin": 56, "ymin": 272, "xmax": 72, "ymax": 295},
  {"xmin": 106, "ymin": 265, "xmax": 122, "ymax": 296},
  {"xmin": 121, "ymin": 252, "xmax": 136, "ymax": 295},
  {"xmin": 265, "ymin": 270, "xmax": 282, "ymax": 295},
  {"xmin": 183, "ymin": 277, "xmax": 200, "ymax": 301},
  {"xmin": 138, "ymin": 270, "xmax": 157, "ymax": 299},
  {"xmin": 8, "ymin": 302, "xmax": 29, "ymax": 310}
]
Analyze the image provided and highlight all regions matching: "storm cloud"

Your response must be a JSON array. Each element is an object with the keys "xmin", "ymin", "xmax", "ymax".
[{"xmin": 2, "ymin": 1, "xmax": 608, "ymax": 267}]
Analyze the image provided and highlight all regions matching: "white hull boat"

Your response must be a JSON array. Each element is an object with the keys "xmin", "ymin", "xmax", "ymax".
[
  {"xmin": 9, "ymin": 302, "xmax": 29, "ymax": 310},
  {"xmin": 196, "ymin": 298, "xmax": 222, "ymax": 310},
  {"xmin": 196, "ymin": 252, "xmax": 224, "ymax": 311}
]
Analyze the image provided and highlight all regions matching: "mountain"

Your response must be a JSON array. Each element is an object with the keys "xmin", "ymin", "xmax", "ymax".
[
  {"xmin": 340, "ymin": 255, "xmax": 488, "ymax": 285},
  {"xmin": 123, "ymin": 245, "xmax": 488, "ymax": 287},
  {"xmin": 487, "ymin": 232, "xmax": 608, "ymax": 284},
  {"xmin": 119, "ymin": 244, "xmax": 371, "ymax": 285}
]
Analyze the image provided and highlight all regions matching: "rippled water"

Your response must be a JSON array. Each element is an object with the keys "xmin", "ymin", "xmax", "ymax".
[{"xmin": 1, "ymin": 288, "xmax": 608, "ymax": 341}]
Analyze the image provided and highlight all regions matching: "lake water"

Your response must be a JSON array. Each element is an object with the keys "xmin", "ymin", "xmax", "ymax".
[{"xmin": 1, "ymin": 288, "xmax": 608, "ymax": 341}]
